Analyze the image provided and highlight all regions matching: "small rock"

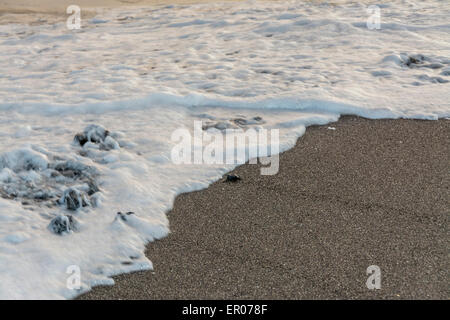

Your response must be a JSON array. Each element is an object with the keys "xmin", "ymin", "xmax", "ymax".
[{"xmin": 48, "ymin": 215, "xmax": 78, "ymax": 235}]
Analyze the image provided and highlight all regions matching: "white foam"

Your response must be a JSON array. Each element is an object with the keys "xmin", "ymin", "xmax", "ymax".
[{"xmin": 0, "ymin": 0, "xmax": 449, "ymax": 299}]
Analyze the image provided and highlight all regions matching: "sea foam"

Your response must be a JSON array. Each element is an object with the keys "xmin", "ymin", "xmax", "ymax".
[{"xmin": 0, "ymin": 0, "xmax": 448, "ymax": 299}]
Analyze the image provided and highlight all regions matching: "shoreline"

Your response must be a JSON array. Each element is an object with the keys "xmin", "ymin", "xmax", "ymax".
[
  {"xmin": 79, "ymin": 116, "xmax": 449, "ymax": 299},
  {"xmin": 0, "ymin": 0, "xmax": 250, "ymax": 12},
  {"xmin": 0, "ymin": 0, "xmax": 276, "ymax": 25}
]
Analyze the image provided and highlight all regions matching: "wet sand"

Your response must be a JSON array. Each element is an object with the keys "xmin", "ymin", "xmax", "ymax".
[
  {"xmin": 79, "ymin": 116, "xmax": 449, "ymax": 300},
  {"xmin": 0, "ymin": 0, "xmax": 244, "ymax": 12},
  {"xmin": 0, "ymin": 0, "xmax": 251, "ymax": 24}
]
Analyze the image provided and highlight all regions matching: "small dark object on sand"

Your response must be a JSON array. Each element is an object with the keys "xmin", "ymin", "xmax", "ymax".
[
  {"xmin": 225, "ymin": 174, "xmax": 241, "ymax": 182},
  {"xmin": 48, "ymin": 214, "xmax": 78, "ymax": 235},
  {"xmin": 117, "ymin": 211, "xmax": 135, "ymax": 221}
]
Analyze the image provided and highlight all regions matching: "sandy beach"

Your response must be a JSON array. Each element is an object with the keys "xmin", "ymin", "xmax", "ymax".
[
  {"xmin": 0, "ymin": 0, "xmax": 362, "ymax": 24},
  {"xmin": 79, "ymin": 117, "xmax": 449, "ymax": 300},
  {"xmin": 0, "ymin": 0, "xmax": 249, "ymax": 24}
]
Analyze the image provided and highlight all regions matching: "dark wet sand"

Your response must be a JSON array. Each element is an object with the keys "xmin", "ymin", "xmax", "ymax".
[{"xmin": 79, "ymin": 116, "xmax": 449, "ymax": 300}]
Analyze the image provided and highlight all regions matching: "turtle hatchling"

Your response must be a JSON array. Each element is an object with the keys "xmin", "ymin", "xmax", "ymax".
[{"xmin": 225, "ymin": 174, "xmax": 241, "ymax": 182}]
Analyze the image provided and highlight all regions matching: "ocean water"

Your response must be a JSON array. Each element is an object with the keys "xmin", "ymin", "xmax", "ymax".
[{"xmin": 0, "ymin": 0, "xmax": 449, "ymax": 299}]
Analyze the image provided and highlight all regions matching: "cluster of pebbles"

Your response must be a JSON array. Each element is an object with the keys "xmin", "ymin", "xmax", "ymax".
[{"xmin": 0, "ymin": 124, "xmax": 124, "ymax": 235}]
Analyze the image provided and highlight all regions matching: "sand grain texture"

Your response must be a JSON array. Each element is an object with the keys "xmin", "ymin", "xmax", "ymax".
[{"xmin": 80, "ymin": 117, "xmax": 449, "ymax": 300}]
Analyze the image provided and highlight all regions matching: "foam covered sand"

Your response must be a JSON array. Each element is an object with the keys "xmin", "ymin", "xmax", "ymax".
[{"xmin": 0, "ymin": 0, "xmax": 449, "ymax": 299}]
